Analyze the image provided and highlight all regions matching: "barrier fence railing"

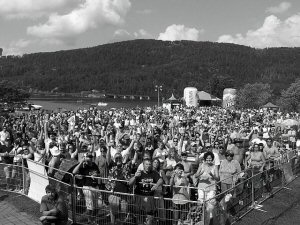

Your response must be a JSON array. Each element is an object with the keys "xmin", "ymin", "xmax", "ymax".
[
  {"xmin": 201, "ymin": 151, "xmax": 299, "ymax": 225},
  {"xmin": 0, "ymin": 151, "xmax": 299, "ymax": 225}
]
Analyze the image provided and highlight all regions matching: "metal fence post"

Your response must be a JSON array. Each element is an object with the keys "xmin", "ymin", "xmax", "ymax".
[
  {"xmin": 202, "ymin": 199, "xmax": 206, "ymax": 225},
  {"xmin": 250, "ymin": 167, "xmax": 255, "ymax": 208},
  {"xmin": 22, "ymin": 157, "xmax": 25, "ymax": 194},
  {"xmin": 71, "ymin": 174, "xmax": 76, "ymax": 224}
]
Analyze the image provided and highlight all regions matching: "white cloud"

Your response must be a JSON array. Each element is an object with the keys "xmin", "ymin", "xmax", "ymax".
[
  {"xmin": 3, "ymin": 47, "xmax": 23, "ymax": 56},
  {"xmin": 0, "ymin": 0, "xmax": 71, "ymax": 19},
  {"xmin": 136, "ymin": 9, "xmax": 152, "ymax": 14},
  {"xmin": 134, "ymin": 29, "xmax": 152, "ymax": 38},
  {"xmin": 266, "ymin": 2, "xmax": 291, "ymax": 14},
  {"xmin": 218, "ymin": 14, "xmax": 300, "ymax": 48},
  {"xmin": 2, "ymin": 39, "xmax": 34, "ymax": 56},
  {"xmin": 112, "ymin": 28, "xmax": 152, "ymax": 42},
  {"xmin": 113, "ymin": 29, "xmax": 132, "ymax": 41},
  {"xmin": 158, "ymin": 24, "xmax": 203, "ymax": 41},
  {"xmin": 27, "ymin": 0, "xmax": 131, "ymax": 43}
]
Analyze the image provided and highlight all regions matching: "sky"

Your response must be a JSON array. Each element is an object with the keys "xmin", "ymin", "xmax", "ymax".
[{"xmin": 0, "ymin": 0, "xmax": 300, "ymax": 55}]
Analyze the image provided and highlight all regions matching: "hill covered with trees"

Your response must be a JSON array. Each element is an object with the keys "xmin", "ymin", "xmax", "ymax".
[{"xmin": 0, "ymin": 39, "xmax": 299, "ymax": 99}]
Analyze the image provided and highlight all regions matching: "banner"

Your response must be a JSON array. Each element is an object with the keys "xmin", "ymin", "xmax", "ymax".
[
  {"xmin": 223, "ymin": 88, "xmax": 237, "ymax": 109},
  {"xmin": 27, "ymin": 160, "xmax": 49, "ymax": 203},
  {"xmin": 282, "ymin": 161, "xmax": 295, "ymax": 183}
]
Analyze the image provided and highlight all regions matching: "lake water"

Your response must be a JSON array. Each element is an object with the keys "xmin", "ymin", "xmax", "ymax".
[{"xmin": 30, "ymin": 97, "xmax": 157, "ymax": 111}]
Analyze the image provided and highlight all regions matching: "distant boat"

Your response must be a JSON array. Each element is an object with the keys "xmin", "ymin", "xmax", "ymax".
[
  {"xmin": 98, "ymin": 102, "xmax": 108, "ymax": 107},
  {"xmin": 22, "ymin": 104, "xmax": 42, "ymax": 110},
  {"xmin": 31, "ymin": 104, "xmax": 43, "ymax": 110}
]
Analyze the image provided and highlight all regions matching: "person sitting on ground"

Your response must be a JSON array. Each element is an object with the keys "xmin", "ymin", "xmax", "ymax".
[{"xmin": 40, "ymin": 184, "xmax": 68, "ymax": 225}]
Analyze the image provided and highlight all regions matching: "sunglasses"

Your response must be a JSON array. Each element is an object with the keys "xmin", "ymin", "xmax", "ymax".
[{"xmin": 225, "ymin": 154, "xmax": 234, "ymax": 157}]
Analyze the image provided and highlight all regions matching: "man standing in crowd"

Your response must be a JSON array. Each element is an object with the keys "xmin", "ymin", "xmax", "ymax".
[
  {"xmin": 0, "ymin": 137, "xmax": 13, "ymax": 190},
  {"xmin": 0, "ymin": 126, "xmax": 10, "ymax": 145},
  {"xmin": 129, "ymin": 158, "xmax": 163, "ymax": 225},
  {"xmin": 73, "ymin": 152, "xmax": 100, "ymax": 225}
]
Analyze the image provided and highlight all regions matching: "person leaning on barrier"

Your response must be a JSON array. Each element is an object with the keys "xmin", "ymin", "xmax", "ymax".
[
  {"xmin": 170, "ymin": 163, "xmax": 190, "ymax": 224},
  {"xmin": 20, "ymin": 145, "xmax": 33, "ymax": 194},
  {"xmin": 0, "ymin": 137, "xmax": 14, "ymax": 190},
  {"xmin": 219, "ymin": 151, "xmax": 241, "ymax": 193},
  {"xmin": 106, "ymin": 152, "xmax": 132, "ymax": 224},
  {"xmin": 40, "ymin": 184, "xmax": 68, "ymax": 225},
  {"xmin": 72, "ymin": 152, "xmax": 100, "ymax": 225},
  {"xmin": 129, "ymin": 158, "xmax": 163, "ymax": 225},
  {"xmin": 245, "ymin": 143, "xmax": 265, "ymax": 171},
  {"xmin": 194, "ymin": 150, "xmax": 219, "ymax": 221},
  {"xmin": 10, "ymin": 139, "xmax": 24, "ymax": 192}
]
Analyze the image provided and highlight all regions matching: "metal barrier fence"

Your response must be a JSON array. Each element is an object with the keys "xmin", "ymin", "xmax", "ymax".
[
  {"xmin": 200, "ymin": 149, "xmax": 300, "ymax": 225},
  {"xmin": 0, "ymin": 150, "xmax": 299, "ymax": 225}
]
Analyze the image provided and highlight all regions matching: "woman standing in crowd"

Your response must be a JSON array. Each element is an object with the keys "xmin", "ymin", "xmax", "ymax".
[
  {"xmin": 170, "ymin": 163, "xmax": 190, "ymax": 225},
  {"xmin": 219, "ymin": 151, "xmax": 241, "ymax": 193},
  {"xmin": 152, "ymin": 158, "xmax": 168, "ymax": 222}
]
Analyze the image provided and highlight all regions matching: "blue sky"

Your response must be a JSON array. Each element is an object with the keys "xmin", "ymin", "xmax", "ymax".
[{"xmin": 0, "ymin": 0, "xmax": 300, "ymax": 55}]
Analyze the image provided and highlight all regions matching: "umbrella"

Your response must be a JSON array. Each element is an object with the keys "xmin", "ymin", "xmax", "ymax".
[{"xmin": 281, "ymin": 119, "xmax": 299, "ymax": 127}]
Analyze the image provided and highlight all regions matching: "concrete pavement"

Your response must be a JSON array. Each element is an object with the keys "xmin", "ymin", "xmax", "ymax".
[
  {"xmin": 0, "ymin": 195, "xmax": 40, "ymax": 225},
  {"xmin": 235, "ymin": 176, "xmax": 300, "ymax": 225}
]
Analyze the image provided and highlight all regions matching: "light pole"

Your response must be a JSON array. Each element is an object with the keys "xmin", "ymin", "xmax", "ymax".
[{"xmin": 155, "ymin": 85, "xmax": 162, "ymax": 107}]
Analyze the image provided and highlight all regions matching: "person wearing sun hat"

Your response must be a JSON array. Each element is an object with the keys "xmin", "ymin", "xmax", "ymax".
[
  {"xmin": 251, "ymin": 132, "xmax": 267, "ymax": 147},
  {"xmin": 47, "ymin": 141, "xmax": 61, "ymax": 177},
  {"xmin": 219, "ymin": 150, "xmax": 241, "ymax": 192}
]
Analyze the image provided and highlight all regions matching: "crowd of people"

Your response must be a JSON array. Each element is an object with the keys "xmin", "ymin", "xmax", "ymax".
[{"xmin": 0, "ymin": 106, "xmax": 299, "ymax": 225}]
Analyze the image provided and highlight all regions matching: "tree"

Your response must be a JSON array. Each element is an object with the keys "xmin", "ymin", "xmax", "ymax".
[
  {"xmin": 0, "ymin": 80, "xmax": 30, "ymax": 104},
  {"xmin": 277, "ymin": 79, "xmax": 300, "ymax": 112},
  {"xmin": 236, "ymin": 83, "xmax": 272, "ymax": 108},
  {"xmin": 206, "ymin": 74, "xmax": 234, "ymax": 98}
]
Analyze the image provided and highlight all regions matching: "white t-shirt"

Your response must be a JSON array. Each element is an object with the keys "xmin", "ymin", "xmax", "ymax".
[
  {"xmin": 49, "ymin": 146, "xmax": 60, "ymax": 156},
  {"xmin": 166, "ymin": 158, "xmax": 177, "ymax": 168},
  {"xmin": 0, "ymin": 131, "xmax": 10, "ymax": 144}
]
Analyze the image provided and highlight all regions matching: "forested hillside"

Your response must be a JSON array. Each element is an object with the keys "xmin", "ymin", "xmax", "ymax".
[{"xmin": 0, "ymin": 39, "xmax": 299, "ymax": 98}]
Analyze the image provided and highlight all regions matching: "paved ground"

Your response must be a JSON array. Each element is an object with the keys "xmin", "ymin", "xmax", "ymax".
[
  {"xmin": 0, "ymin": 193, "xmax": 40, "ymax": 225},
  {"xmin": 235, "ymin": 176, "xmax": 300, "ymax": 225}
]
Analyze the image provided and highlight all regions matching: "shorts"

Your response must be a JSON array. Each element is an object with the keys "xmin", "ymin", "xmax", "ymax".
[
  {"xmin": 82, "ymin": 186, "xmax": 98, "ymax": 210},
  {"xmin": 197, "ymin": 189, "xmax": 216, "ymax": 204},
  {"xmin": 4, "ymin": 165, "xmax": 12, "ymax": 178},
  {"xmin": 108, "ymin": 195, "xmax": 128, "ymax": 213},
  {"xmin": 134, "ymin": 195, "xmax": 156, "ymax": 215},
  {"xmin": 12, "ymin": 162, "xmax": 22, "ymax": 178}
]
